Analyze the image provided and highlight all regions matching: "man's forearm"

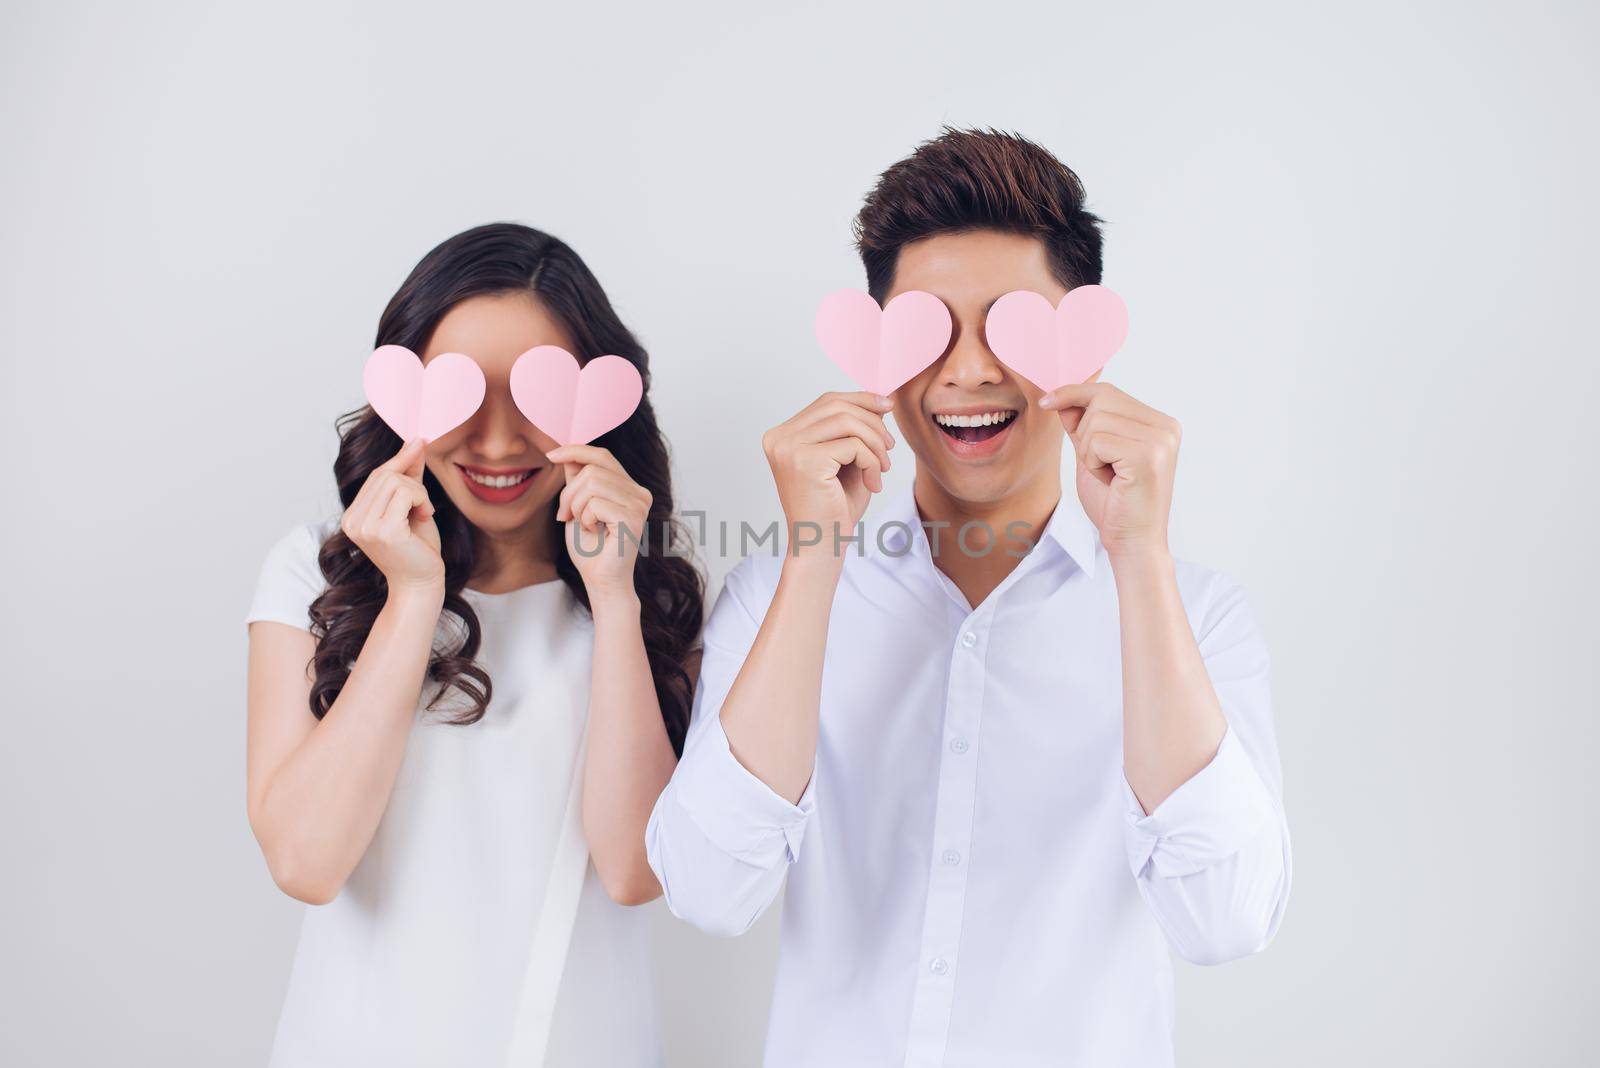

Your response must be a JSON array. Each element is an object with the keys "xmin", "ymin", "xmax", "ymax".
[
  {"xmin": 718, "ymin": 555, "xmax": 842, "ymax": 804},
  {"xmin": 1112, "ymin": 547, "xmax": 1228, "ymax": 814}
]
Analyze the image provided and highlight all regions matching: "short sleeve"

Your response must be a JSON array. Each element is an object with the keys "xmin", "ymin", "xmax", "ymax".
[{"xmin": 245, "ymin": 524, "xmax": 329, "ymax": 631}]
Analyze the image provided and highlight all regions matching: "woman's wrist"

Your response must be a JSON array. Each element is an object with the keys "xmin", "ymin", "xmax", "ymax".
[
  {"xmin": 384, "ymin": 580, "xmax": 446, "ymax": 615},
  {"xmin": 588, "ymin": 586, "xmax": 643, "ymax": 622}
]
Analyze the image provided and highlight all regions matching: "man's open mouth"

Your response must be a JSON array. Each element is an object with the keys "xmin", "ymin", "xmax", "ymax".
[{"xmin": 932, "ymin": 409, "xmax": 1018, "ymax": 443}]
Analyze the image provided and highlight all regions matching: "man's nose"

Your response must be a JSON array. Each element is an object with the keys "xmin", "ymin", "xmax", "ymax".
[{"xmin": 939, "ymin": 324, "xmax": 1005, "ymax": 389}]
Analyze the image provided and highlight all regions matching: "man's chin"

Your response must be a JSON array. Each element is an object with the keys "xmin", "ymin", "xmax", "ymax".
[{"xmin": 919, "ymin": 461, "xmax": 1027, "ymax": 510}]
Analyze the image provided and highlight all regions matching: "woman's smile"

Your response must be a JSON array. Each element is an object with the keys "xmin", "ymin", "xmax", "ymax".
[{"xmin": 455, "ymin": 462, "xmax": 540, "ymax": 503}]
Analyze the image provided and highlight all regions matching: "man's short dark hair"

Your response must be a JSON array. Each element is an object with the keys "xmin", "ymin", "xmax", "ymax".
[{"xmin": 853, "ymin": 127, "xmax": 1104, "ymax": 301}]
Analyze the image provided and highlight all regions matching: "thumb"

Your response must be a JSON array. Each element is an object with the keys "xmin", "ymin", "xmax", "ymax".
[{"xmin": 381, "ymin": 437, "xmax": 429, "ymax": 477}]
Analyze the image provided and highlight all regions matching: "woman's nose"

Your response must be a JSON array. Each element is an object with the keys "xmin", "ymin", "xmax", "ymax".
[{"xmin": 465, "ymin": 393, "xmax": 529, "ymax": 459}]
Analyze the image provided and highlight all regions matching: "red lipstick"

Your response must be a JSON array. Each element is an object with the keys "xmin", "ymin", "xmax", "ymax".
[{"xmin": 456, "ymin": 463, "xmax": 540, "ymax": 504}]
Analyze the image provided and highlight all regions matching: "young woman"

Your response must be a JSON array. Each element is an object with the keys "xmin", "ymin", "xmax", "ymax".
[{"xmin": 245, "ymin": 223, "xmax": 702, "ymax": 1066}]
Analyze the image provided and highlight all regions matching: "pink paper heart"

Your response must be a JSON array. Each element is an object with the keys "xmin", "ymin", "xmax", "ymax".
[
  {"xmin": 509, "ymin": 345, "xmax": 644, "ymax": 446},
  {"xmin": 984, "ymin": 285, "xmax": 1129, "ymax": 392},
  {"xmin": 362, "ymin": 345, "xmax": 487, "ymax": 441},
  {"xmin": 814, "ymin": 289, "xmax": 953, "ymax": 395}
]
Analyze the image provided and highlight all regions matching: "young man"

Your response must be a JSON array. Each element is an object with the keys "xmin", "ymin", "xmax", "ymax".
[{"xmin": 647, "ymin": 129, "xmax": 1290, "ymax": 1066}]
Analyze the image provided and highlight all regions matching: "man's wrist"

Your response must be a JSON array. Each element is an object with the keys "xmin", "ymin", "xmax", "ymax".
[
  {"xmin": 779, "ymin": 549, "xmax": 846, "ymax": 589},
  {"xmin": 1105, "ymin": 541, "xmax": 1175, "ymax": 580}
]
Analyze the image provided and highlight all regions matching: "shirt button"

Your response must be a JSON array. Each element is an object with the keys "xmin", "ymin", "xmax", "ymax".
[
  {"xmin": 950, "ymin": 737, "xmax": 969, "ymax": 755},
  {"xmin": 960, "ymin": 630, "xmax": 978, "ymax": 649},
  {"xmin": 942, "ymin": 849, "xmax": 962, "ymax": 866},
  {"xmin": 929, "ymin": 957, "xmax": 950, "ymax": 976}
]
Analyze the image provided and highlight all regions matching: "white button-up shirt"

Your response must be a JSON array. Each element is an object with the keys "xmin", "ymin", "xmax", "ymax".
[{"xmin": 647, "ymin": 490, "xmax": 1291, "ymax": 1067}]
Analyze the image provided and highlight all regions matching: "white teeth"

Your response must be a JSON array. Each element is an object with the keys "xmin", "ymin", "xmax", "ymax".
[
  {"xmin": 464, "ymin": 469, "xmax": 532, "ymax": 488},
  {"xmin": 934, "ymin": 410, "xmax": 1017, "ymax": 428}
]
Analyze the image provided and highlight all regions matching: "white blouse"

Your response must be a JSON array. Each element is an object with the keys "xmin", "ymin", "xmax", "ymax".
[{"xmin": 247, "ymin": 524, "xmax": 660, "ymax": 1067}]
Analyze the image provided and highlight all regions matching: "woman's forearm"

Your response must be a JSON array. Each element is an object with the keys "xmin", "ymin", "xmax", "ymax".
[
  {"xmin": 250, "ymin": 587, "xmax": 442, "ymax": 902},
  {"xmin": 581, "ymin": 591, "xmax": 677, "ymax": 905}
]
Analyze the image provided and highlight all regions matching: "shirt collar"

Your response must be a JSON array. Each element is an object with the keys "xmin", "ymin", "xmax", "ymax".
[
  {"xmin": 1038, "ymin": 490, "xmax": 1101, "ymax": 580},
  {"xmin": 867, "ymin": 486, "xmax": 1100, "ymax": 580}
]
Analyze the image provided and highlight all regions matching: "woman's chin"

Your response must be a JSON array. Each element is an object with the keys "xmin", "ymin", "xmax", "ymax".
[{"xmin": 448, "ymin": 492, "xmax": 554, "ymax": 535}]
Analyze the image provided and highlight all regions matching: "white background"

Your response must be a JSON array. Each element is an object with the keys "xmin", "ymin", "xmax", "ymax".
[{"xmin": 3, "ymin": 1, "xmax": 1597, "ymax": 1065}]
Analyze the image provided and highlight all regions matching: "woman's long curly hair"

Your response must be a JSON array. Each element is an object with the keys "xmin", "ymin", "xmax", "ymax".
[{"xmin": 306, "ymin": 223, "xmax": 704, "ymax": 754}]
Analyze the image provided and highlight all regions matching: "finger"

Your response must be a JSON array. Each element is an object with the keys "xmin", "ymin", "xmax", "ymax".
[
  {"xmin": 1081, "ymin": 431, "xmax": 1141, "ymax": 477},
  {"xmin": 796, "ymin": 413, "xmax": 893, "ymax": 473},
  {"xmin": 803, "ymin": 391, "xmax": 895, "ymax": 418},
  {"xmin": 356, "ymin": 474, "xmax": 404, "ymax": 532},
  {"xmin": 819, "ymin": 437, "xmax": 885, "ymax": 495},
  {"xmin": 580, "ymin": 495, "xmax": 635, "ymax": 535},
  {"xmin": 799, "ymin": 399, "xmax": 897, "ymax": 449},
  {"xmin": 572, "ymin": 489, "xmax": 615, "ymax": 533},
  {"xmin": 378, "ymin": 481, "xmax": 417, "ymax": 538},
  {"xmin": 380, "ymin": 474, "xmax": 433, "ymax": 532},
  {"xmin": 345, "ymin": 468, "xmax": 395, "ymax": 527},
  {"xmin": 566, "ymin": 516, "xmax": 606, "ymax": 557},
  {"xmin": 563, "ymin": 464, "xmax": 644, "ymax": 502},
  {"xmin": 802, "ymin": 402, "xmax": 896, "ymax": 448},
  {"xmin": 379, "ymin": 438, "xmax": 429, "ymax": 478},
  {"xmin": 566, "ymin": 482, "xmax": 644, "ymax": 533},
  {"xmin": 342, "ymin": 483, "xmax": 376, "ymax": 537},
  {"xmin": 1071, "ymin": 409, "xmax": 1158, "ymax": 450},
  {"xmin": 546, "ymin": 444, "xmax": 623, "ymax": 474},
  {"xmin": 554, "ymin": 462, "xmax": 583, "ymax": 520},
  {"xmin": 1038, "ymin": 381, "xmax": 1104, "ymax": 412},
  {"xmin": 1040, "ymin": 382, "xmax": 1145, "ymax": 429},
  {"xmin": 562, "ymin": 483, "xmax": 602, "ymax": 529},
  {"xmin": 393, "ymin": 474, "xmax": 436, "ymax": 518},
  {"xmin": 359, "ymin": 480, "xmax": 403, "ymax": 543},
  {"xmin": 1072, "ymin": 409, "xmax": 1180, "ymax": 474},
  {"xmin": 584, "ymin": 472, "xmax": 652, "ymax": 517},
  {"xmin": 1042, "ymin": 380, "xmax": 1168, "ymax": 428},
  {"xmin": 1087, "ymin": 388, "xmax": 1168, "ymax": 430},
  {"xmin": 1044, "ymin": 383, "xmax": 1145, "ymax": 435},
  {"xmin": 558, "ymin": 464, "xmax": 604, "ymax": 522}
]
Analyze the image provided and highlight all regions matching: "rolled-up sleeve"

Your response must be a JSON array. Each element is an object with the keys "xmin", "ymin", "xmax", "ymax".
[
  {"xmin": 647, "ymin": 558, "xmax": 814, "ymax": 937},
  {"xmin": 1122, "ymin": 576, "xmax": 1292, "ymax": 966}
]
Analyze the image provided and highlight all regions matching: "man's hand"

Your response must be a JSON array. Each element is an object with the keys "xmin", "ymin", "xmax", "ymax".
[
  {"xmin": 1040, "ymin": 382, "xmax": 1179, "ymax": 562},
  {"xmin": 760, "ymin": 391, "xmax": 895, "ymax": 560}
]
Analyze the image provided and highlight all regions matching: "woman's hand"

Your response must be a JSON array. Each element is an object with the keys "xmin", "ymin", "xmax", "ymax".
[
  {"xmin": 341, "ymin": 438, "xmax": 444, "ymax": 596},
  {"xmin": 550, "ymin": 444, "xmax": 651, "ymax": 604}
]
